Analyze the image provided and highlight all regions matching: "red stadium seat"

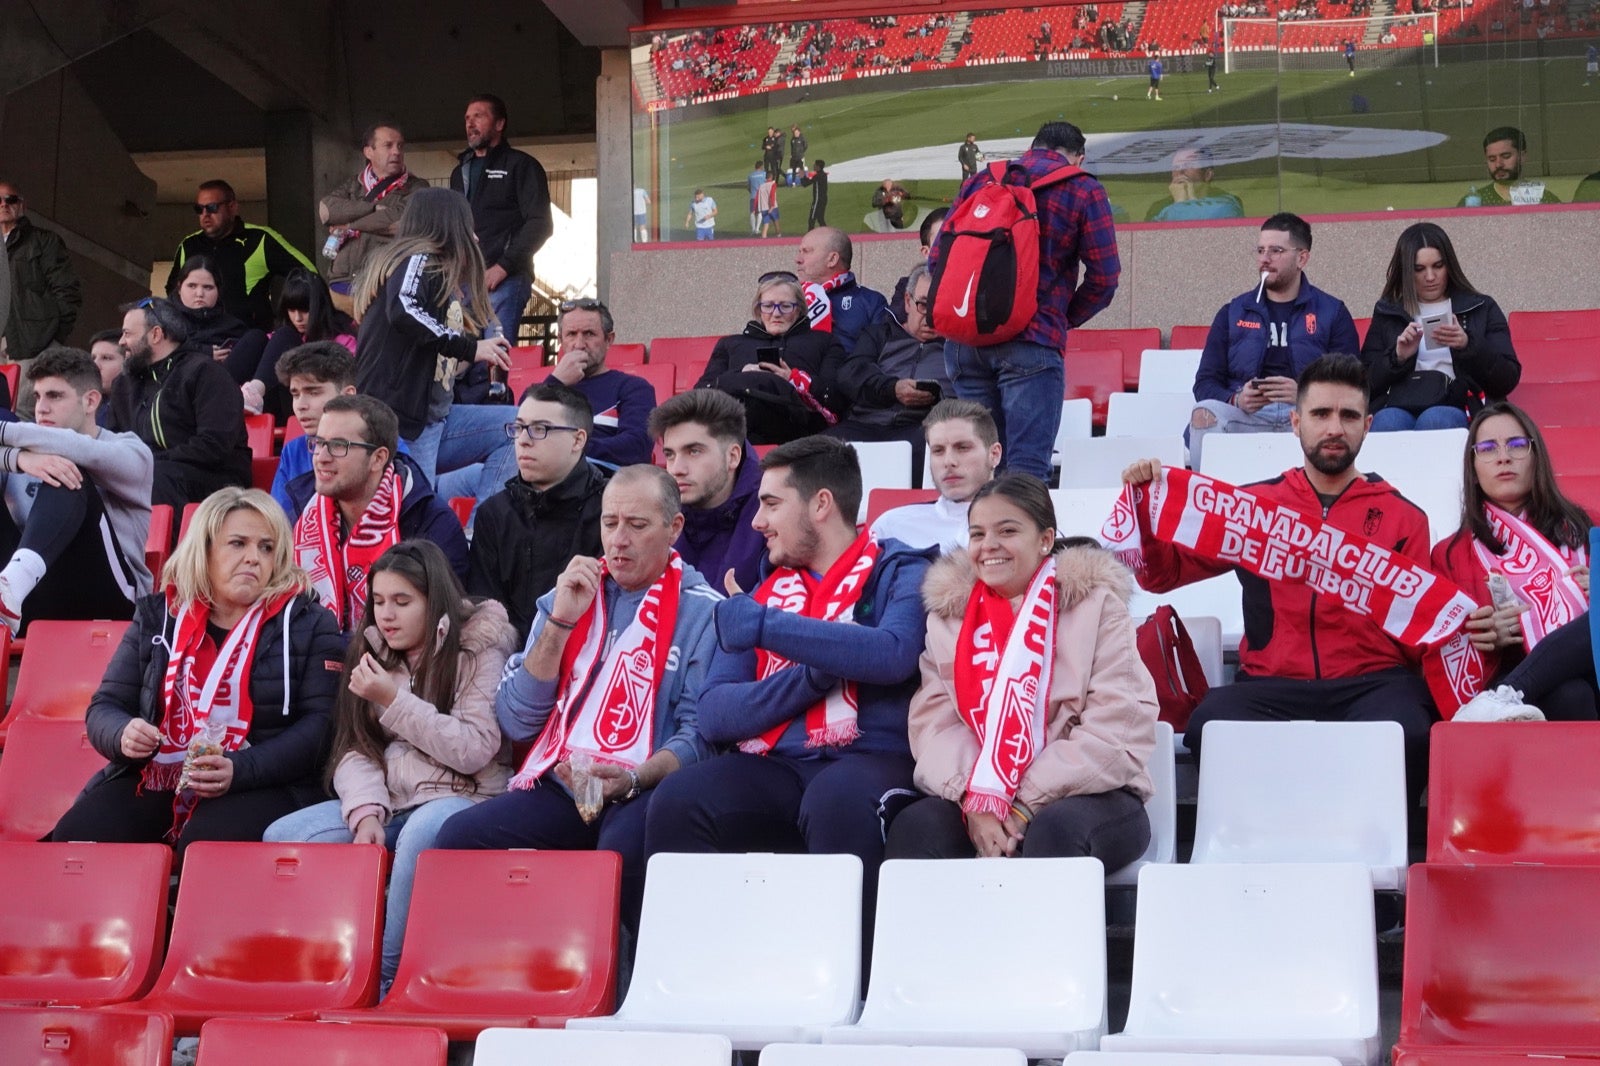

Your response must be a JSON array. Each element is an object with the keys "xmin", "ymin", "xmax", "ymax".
[
  {"xmin": 1353, "ymin": 317, "xmax": 1371, "ymax": 346},
  {"xmin": 318, "ymin": 850, "xmax": 620, "ymax": 1041},
  {"xmin": 0, "ymin": 841, "xmax": 170, "ymax": 1004},
  {"xmin": 0, "ymin": 364, "xmax": 18, "ymax": 411},
  {"xmin": 506, "ymin": 345, "xmax": 546, "ymax": 372},
  {"xmin": 129, "ymin": 841, "xmax": 386, "ymax": 1035},
  {"xmin": 1539, "ymin": 426, "xmax": 1600, "ymax": 476},
  {"xmin": 863, "ymin": 488, "xmax": 938, "ymax": 530},
  {"xmin": 448, "ymin": 497, "xmax": 474, "ymax": 529},
  {"xmin": 1068, "ymin": 327, "xmax": 1160, "ymax": 390},
  {"xmin": 1515, "ymin": 337, "xmax": 1600, "ymax": 384},
  {"xmin": 1062, "ymin": 348, "xmax": 1124, "ymax": 427},
  {"xmin": 250, "ymin": 456, "xmax": 277, "ymax": 493},
  {"xmin": 244, "ymin": 413, "xmax": 274, "ymax": 460},
  {"xmin": 609, "ymin": 342, "xmax": 648, "ymax": 366},
  {"xmin": 145, "ymin": 505, "xmax": 174, "ymax": 585},
  {"xmin": 0, "ymin": 620, "xmax": 130, "ymax": 746},
  {"xmin": 0, "ymin": 1007, "xmax": 172, "ymax": 1066},
  {"xmin": 0, "ymin": 719, "xmax": 108, "ymax": 842},
  {"xmin": 1428, "ymin": 722, "xmax": 1600, "ymax": 865},
  {"xmin": 1509, "ymin": 308, "xmax": 1600, "ymax": 342},
  {"xmin": 505, "ymin": 362, "xmax": 552, "ymax": 402},
  {"xmin": 196, "ymin": 1018, "xmax": 447, "ymax": 1066},
  {"xmin": 1557, "ymin": 474, "xmax": 1600, "ymax": 521},
  {"xmin": 1507, "ymin": 381, "xmax": 1600, "ymax": 428},
  {"xmin": 282, "ymin": 416, "xmax": 305, "ymax": 443},
  {"xmin": 1397, "ymin": 863, "xmax": 1600, "ymax": 1058},
  {"xmin": 1168, "ymin": 325, "xmax": 1211, "ymax": 350},
  {"xmin": 630, "ymin": 363, "xmax": 675, "ymax": 399},
  {"xmin": 649, "ymin": 336, "xmax": 721, "ymax": 386}
]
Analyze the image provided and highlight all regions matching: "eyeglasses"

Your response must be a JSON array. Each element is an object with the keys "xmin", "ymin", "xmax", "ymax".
[
  {"xmin": 1254, "ymin": 245, "xmax": 1301, "ymax": 258},
  {"xmin": 1472, "ymin": 437, "xmax": 1532, "ymax": 459},
  {"xmin": 758, "ymin": 270, "xmax": 799, "ymax": 284},
  {"xmin": 192, "ymin": 201, "xmax": 233, "ymax": 215},
  {"xmin": 505, "ymin": 421, "xmax": 582, "ymax": 441},
  {"xmin": 0, "ymin": 195, "xmax": 20, "ymax": 206},
  {"xmin": 559, "ymin": 298, "xmax": 608, "ymax": 314},
  {"xmin": 758, "ymin": 301, "xmax": 800, "ymax": 314},
  {"xmin": 911, "ymin": 298, "xmax": 930, "ymax": 312},
  {"xmin": 307, "ymin": 435, "xmax": 381, "ymax": 458}
]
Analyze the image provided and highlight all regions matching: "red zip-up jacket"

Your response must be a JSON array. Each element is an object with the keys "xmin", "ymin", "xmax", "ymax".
[{"xmin": 1136, "ymin": 468, "xmax": 1432, "ymax": 680}]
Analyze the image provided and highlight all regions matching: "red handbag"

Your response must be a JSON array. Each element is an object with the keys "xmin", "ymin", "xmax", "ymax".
[{"xmin": 1136, "ymin": 605, "xmax": 1210, "ymax": 731}]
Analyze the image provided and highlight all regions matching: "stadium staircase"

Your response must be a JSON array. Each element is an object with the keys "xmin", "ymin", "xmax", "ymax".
[
  {"xmin": 763, "ymin": 36, "xmax": 801, "ymax": 89},
  {"xmin": 1123, "ymin": 1, "xmax": 1150, "ymax": 42},
  {"xmin": 939, "ymin": 11, "xmax": 974, "ymax": 61},
  {"xmin": 1363, "ymin": 0, "xmax": 1394, "ymax": 45},
  {"xmin": 632, "ymin": 46, "xmax": 663, "ymax": 108}
]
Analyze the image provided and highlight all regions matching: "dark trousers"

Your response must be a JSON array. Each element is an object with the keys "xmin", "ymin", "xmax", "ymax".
[
  {"xmin": 885, "ymin": 789, "xmax": 1150, "ymax": 870},
  {"xmin": 434, "ymin": 782, "xmax": 653, "ymax": 924},
  {"xmin": 152, "ymin": 459, "xmax": 245, "ymax": 511},
  {"xmin": 1183, "ymin": 667, "xmax": 1437, "ymax": 804},
  {"xmin": 50, "ymin": 770, "xmax": 314, "ymax": 861},
  {"xmin": 1499, "ymin": 612, "xmax": 1598, "ymax": 721},
  {"xmin": 644, "ymin": 750, "xmax": 916, "ymax": 986},
  {"xmin": 0, "ymin": 480, "xmax": 135, "ymax": 633}
]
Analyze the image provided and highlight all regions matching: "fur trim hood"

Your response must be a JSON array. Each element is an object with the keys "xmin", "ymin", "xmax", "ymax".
[
  {"xmin": 921, "ymin": 545, "xmax": 1136, "ymax": 620},
  {"xmin": 459, "ymin": 597, "xmax": 517, "ymax": 656}
]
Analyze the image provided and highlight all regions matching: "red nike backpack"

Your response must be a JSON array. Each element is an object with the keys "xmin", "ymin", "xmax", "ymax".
[{"xmin": 929, "ymin": 160, "xmax": 1084, "ymax": 346}]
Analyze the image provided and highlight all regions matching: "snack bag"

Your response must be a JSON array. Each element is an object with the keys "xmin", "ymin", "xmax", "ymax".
[
  {"xmin": 568, "ymin": 752, "xmax": 607, "ymax": 825},
  {"xmin": 177, "ymin": 718, "xmax": 228, "ymax": 792}
]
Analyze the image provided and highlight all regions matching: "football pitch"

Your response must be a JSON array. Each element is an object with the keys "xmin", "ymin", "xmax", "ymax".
[{"xmin": 637, "ymin": 51, "xmax": 1599, "ymax": 238}]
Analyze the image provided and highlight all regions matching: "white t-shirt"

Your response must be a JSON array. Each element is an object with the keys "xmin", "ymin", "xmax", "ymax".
[
  {"xmin": 870, "ymin": 495, "xmax": 970, "ymax": 554},
  {"xmin": 633, "ymin": 187, "xmax": 650, "ymax": 214},
  {"xmin": 1416, "ymin": 298, "xmax": 1455, "ymax": 377},
  {"xmin": 690, "ymin": 197, "xmax": 717, "ymax": 230}
]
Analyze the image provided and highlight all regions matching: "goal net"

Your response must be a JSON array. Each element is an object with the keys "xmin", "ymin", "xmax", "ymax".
[{"xmin": 1222, "ymin": 13, "xmax": 1438, "ymax": 74}]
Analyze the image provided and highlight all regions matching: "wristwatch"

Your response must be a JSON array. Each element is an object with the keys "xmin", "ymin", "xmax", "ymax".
[{"xmin": 623, "ymin": 768, "xmax": 642, "ymax": 801}]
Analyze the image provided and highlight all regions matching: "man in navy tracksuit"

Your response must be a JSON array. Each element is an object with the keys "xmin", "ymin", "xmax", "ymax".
[
  {"xmin": 1188, "ymin": 213, "xmax": 1359, "ymax": 467},
  {"xmin": 543, "ymin": 299, "xmax": 654, "ymax": 468},
  {"xmin": 644, "ymin": 436, "xmax": 933, "ymax": 976}
]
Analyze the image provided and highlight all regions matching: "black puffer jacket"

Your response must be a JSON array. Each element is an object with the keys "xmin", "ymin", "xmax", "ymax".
[
  {"xmin": 1361, "ymin": 291, "xmax": 1520, "ymax": 411},
  {"xmin": 82, "ymin": 591, "xmax": 344, "ymax": 798},
  {"xmin": 697, "ymin": 318, "xmax": 849, "ymax": 443},
  {"xmin": 4, "ymin": 217, "xmax": 81, "ymax": 359}
]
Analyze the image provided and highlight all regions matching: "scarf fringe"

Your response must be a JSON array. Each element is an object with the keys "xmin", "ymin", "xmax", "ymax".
[
  {"xmin": 806, "ymin": 720, "xmax": 861, "ymax": 749},
  {"xmin": 962, "ymin": 791, "xmax": 1013, "ymax": 821}
]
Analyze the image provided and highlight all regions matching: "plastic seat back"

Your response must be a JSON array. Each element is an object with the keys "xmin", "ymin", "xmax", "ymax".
[
  {"xmin": 1050, "ymin": 398, "xmax": 1095, "ymax": 467},
  {"xmin": 830, "ymin": 857, "xmax": 1106, "ymax": 1056},
  {"xmin": 650, "ymin": 335, "xmax": 721, "ymax": 385},
  {"xmin": 1192, "ymin": 721, "xmax": 1408, "ymax": 888},
  {"xmin": 1167, "ymin": 325, "xmax": 1211, "ymax": 350},
  {"xmin": 1509, "ymin": 308, "xmax": 1600, "ymax": 343},
  {"xmin": 0, "ymin": 365, "xmax": 19, "ymax": 412},
  {"xmin": 864, "ymin": 488, "xmax": 938, "ymax": 531},
  {"xmin": 570, "ymin": 852, "xmax": 861, "ymax": 1041},
  {"xmin": 195, "ymin": 1018, "xmax": 447, "ymax": 1065},
  {"xmin": 1105, "ymin": 391, "xmax": 1195, "ymax": 441},
  {"xmin": 1428, "ymin": 722, "xmax": 1600, "ymax": 864},
  {"xmin": 1541, "ymin": 425, "xmax": 1600, "ymax": 477},
  {"xmin": 1510, "ymin": 381, "xmax": 1600, "ymax": 429},
  {"xmin": 0, "ymin": 842, "xmax": 170, "ymax": 1005},
  {"xmin": 1399, "ymin": 864, "xmax": 1600, "ymax": 1053},
  {"xmin": 1056, "ymin": 436, "xmax": 1185, "ymax": 491},
  {"xmin": 1069, "ymin": 1054, "xmax": 1342, "ymax": 1066},
  {"xmin": 1356, "ymin": 429, "xmax": 1467, "ymax": 543},
  {"xmin": 1107, "ymin": 722, "xmax": 1176, "ymax": 886},
  {"xmin": 0, "ymin": 620, "xmax": 130, "ymax": 743},
  {"xmin": 768, "ymin": 1046, "xmax": 1026, "ymax": 1066},
  {"xmin": 609, "ymin": 342, "xmax": 648, "ymax": 365},
  {"xmin": 1198, "ymin": 432, "xmax": 1302, "ymax": 486},
  {"xmin": 1107, "ymin": 862, "xmax": 1378, "ymax": 1060},
  {"xmin": 0, "ymin": 1007, "xmax": 172, "ymax": 1066},
  {"xmin": 243, "ymin": 413, "xmax": 274, "ymax": 459},
  {"xmin": 630, "ymin": 362, "xmax": 676, "ymax": 398},
  {"xmin": 134, "ymin": 841, "xmax": 385, "ymax": 1033},
  {"xmin": 145, "ymin": 505, "xmax": 174, "ymax": 581},
  {"xmin": 476, "ymin": 1028, "xmax": 732, "ymax": 1066},
  {"xmin": 1515, "ymin": 336, "xmax": 1600, "ymax": 384},
  {"xmin": 1049, "ymin": 486, "xmax": 1125, "ymax": 540},
  {"xmin": 1062, "ymin": 348, "xmax": 1124, "ymax": 426},
  {"xmin": 0, "ymin": 719, "xmax": 109, "ymax": 841},
  {"xmin": 850, "ymin": 441, "xmax": 913, "ymax": 522},
  {"xmin": 1067, "ymin": 327, "xmax": 1161, "ymax": 390},
  {"xmin": 1136, "ymin": 349, "xmax": 1203, "ymax": 393},
  {"xmin": 325, "ymin": 850, "xmax": 619, "ymax": 1038}
]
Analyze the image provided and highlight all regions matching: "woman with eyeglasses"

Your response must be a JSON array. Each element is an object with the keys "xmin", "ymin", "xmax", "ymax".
[
  {"xmin": 694, "ymin": 274, "xmax": 848, "ymax": 444},
  {"xmin": 1362, "ymin": 222, "xmax": 1519, "ymax": 432},
  {"xmin": 169, "ymin": 256, "xmax": 269, "ymax": 386},
  {"xmin": 352, "ymin": 187, "xmax": 515, "ymax": 504},
  {"xmin": 1432, "ymin": 401, "xmax": 1596, "ymax": 721},
  {"xmin": 240, "ymin": 269, "xmax": 356, "ymax": 420},
  {"xmin": 50, "ymin": 488, "xmax": 344, "ymax": 857},
  {"xmin": 265, "ymin": 540, "xmax": 516, "ymax": 995}
]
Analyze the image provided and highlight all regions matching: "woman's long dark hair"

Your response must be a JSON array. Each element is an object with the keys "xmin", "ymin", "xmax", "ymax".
[
  {"xmin": 326, "ymin": 540, "xmax": 480, "ymax": 794},
  {"xmin": 1460, "ymin": 400, "xmax": 1590, "ymax": 553},
  {"xmin": 1380, "ymin": 222, "xmax": 1480, "ymax": 317},
  {"xmin": 969, "ymin": 474, "xmax": 1069, "ymax": 555},
  {"xmin": 275, "ymin": 267, "xmax": 340, "ymax": 339}
]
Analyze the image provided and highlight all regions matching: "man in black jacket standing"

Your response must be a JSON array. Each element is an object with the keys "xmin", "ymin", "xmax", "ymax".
[
  {"xmin": 110, "ymin": 297, "xmax": 249, "ymax": 509},
  {"xmin": 450, "ymin": 94, "xmax": 554, "ymax": 339}
]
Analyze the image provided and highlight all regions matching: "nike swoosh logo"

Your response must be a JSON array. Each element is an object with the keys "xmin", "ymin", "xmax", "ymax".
[{"xmin": 953, "ymin": 277, "xmax": 975, "ymax": 318}]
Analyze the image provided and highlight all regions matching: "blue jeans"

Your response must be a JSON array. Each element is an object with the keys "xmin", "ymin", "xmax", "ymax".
[
  {"xmin": 489, "ymin": 274, "xmax": 532, "ymax": 341},
  {"xmin": 263, "ymin": 794, "xmax": 477, "ymax": 991},
  {"xmin": 403, "ymin": 404, "xmax": 517, "ymax": 507},
  {"xmin": 944, "ymin": 338, "xmax": 1064, "ymax": 481},
  {"xmin": 1370, "ymin": 405, "xmax": 1470, "ymax": 432}
]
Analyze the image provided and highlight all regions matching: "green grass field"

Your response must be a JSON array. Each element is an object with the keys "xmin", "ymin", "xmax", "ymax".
[{"xmin": 637, "ymin": 51, "xmax": 1598, "ymax": 239}]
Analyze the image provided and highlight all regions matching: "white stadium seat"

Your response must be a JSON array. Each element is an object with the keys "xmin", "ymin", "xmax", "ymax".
[
  {"xmin": 851, "ymin": 441, "xmax": 913, "ymax": 523},
  {"xmin": 1058, "ymin": 436, "xmax": 1186, "ymax": 490},
  {"xmin": 768, "ymin": 1045, "xmax": 1026, "ymax": 1066},
  {"xmin": 1052, "ymin": 397, "xmax": 1096, "ymax": 468},
  {"xmin": 1137, "ymin": 349, "xmax": 1203, "ymax": 393},
  {"xmin": 1105, "ymin": 721, "xmax": 1177, "ymax": 888},
  {"xmin": 477, "ymin": 1029, "xmax": 732, "ymax": 1066},
  {"xmin": 1106, "ymin": 392, "xmax": 1195, "ymax": 442}
]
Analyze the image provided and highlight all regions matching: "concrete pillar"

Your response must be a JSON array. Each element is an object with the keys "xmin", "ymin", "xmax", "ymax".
[
  {"xmin": 595, "ymin": 47, "xmax": 633, "ymax": 305},
  {"xmin": 264, "ymin": 110, "xmax": 350, "ymax": 266}
]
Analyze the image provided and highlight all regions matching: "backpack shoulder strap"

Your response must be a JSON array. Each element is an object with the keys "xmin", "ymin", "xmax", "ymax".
[{"xmin": 1028, "ymin": 164, "xmax": 1087, "ymax": 190}]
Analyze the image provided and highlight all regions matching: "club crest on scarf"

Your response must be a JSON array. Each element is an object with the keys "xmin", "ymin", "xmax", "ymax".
[
  {"xmin": 296, "ymin": 466, "xmax": 402, "ymax": 630},
  {"xmin": 1475, "ymin": 504, "xmax": 1588, "ymax": 648}
]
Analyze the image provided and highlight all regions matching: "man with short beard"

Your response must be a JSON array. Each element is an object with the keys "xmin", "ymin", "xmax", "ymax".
[
  {"xmin": 1459, "ymin": 126, "xmax": 1561, "ymax": 206},
  {"xmin": 1122, "ymin": 354, "xmax": 1438, "ymax": 802},
  {"xmin": 109, "ymin": 297, "xmax": 250, "ymax": 509}
]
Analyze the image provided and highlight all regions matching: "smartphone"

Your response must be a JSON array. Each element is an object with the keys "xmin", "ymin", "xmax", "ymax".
[
  {"xmin": 756, "ymin": 346, "xmax": 780, "ymax": 363},
  {"xmin": 1420, "ymin": 313, "xmax": 1452, "ymax": 348},
  {"xmin": 915, "ymin": 380, "xmax": 943, "ymax": 401}
]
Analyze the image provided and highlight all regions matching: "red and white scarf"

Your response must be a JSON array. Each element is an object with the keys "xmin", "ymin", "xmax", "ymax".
[
  {"xmin": 802, "ymin": 270, "xmax": 856, "ymax": 335},
  {"xmin": 952, "ymin": 558, "xmax": 1058, "ymax": 819},
  {"xmin": 741, "ymin": 533, "xmax": 880, "ymax": 754},
  {"xmin": 1103, "ymin": 468, "xmax": 1484, "ymax": 714},
  {"xmin": 294, "ymin": 467, "xmax": 403, "ymax": 631},
  {"xmin": 511, "ymin": 554, "xmax": 684, "ymax": 788},
  {"xmin": 143, "ymin": 590, "xmax": 294, "ymax": 839},
  {"xmin": 359, "ymin": 164, "xmax": 411, "ymax": 200},
  {"xmin": 1474, "ymin": 504, "xmax": 1588, "ymax": 649}
]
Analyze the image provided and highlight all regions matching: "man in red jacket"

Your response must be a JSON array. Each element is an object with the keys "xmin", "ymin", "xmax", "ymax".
[{"xmin": 1121, "ymin": 354, "xmax": 1437, "ymax": 800}]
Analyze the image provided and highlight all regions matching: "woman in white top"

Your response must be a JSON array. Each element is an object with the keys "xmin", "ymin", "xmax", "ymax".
[{"xmin": 1361, "ymin": 221, "xmax": 1520, "ymax": 432}]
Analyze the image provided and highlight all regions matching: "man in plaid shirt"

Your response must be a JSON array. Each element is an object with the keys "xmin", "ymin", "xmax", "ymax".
[{"xmin": 934, "ymin": 121, "xmax": 1120, "ymax": 480}]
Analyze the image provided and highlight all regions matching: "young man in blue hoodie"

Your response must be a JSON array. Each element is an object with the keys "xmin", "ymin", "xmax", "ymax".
[{"xmin": 644, "ymin": 435, "xmax": 934, "ymax": 960}]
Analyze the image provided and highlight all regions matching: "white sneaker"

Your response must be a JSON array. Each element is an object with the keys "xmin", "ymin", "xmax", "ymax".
[
  {"xmin": 1453, "ymin": 685, "xmax": 1546, "ymax": 723},
  {"xmin": 0, "ymin": 575, "xmax": 21, "ymax": 638}
]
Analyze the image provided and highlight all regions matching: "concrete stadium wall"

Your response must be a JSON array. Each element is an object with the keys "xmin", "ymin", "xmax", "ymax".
[{"xmin": 607, "ymin": 204, "xmax": 1598, "ymax": 346}]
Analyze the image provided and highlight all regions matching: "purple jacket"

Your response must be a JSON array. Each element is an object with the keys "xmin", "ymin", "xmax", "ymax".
[{"xmin": 675, "ymin": 443, "xmax": 765, "ymax": 594}]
